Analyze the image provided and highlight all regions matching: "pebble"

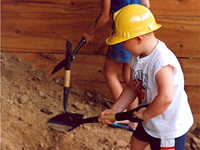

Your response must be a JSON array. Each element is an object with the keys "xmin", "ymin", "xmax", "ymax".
[
  {"xmin": 115, "ymin": 139, "xmax": 128, "ymax": 147},
  {"xmin": 38, "ymin": 91, "xmax": 45, "ymax": 97},
  {"xmin": 73, "ymin": 102, "xmax": 85, "ymax": 110},
  {"xmin": 17, "ymin": 95, "xmax": 29, "ymax": 104},
  {"xmin": 191, "ymin": 136, "xmax": 200, "ymax": 149},
  {"xmin": 40, "ymin": 108, "xmax": 53, "ymax": 115}
]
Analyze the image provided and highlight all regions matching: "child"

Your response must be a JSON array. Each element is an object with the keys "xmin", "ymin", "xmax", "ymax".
[
  {"xmin": 83, "ymin": 0, "xmax": 150, "ymax": 104},
  {"xmin": 100, "ymin": 4, "xmax": 194, "ymax": 150}
]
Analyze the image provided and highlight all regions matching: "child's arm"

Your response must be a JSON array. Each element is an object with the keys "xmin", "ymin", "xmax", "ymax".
[
  {"xmin": 100, "ymin": 70, "xmax": 137, "ymax": 124},
  {"xmin": 135, "ymin": 65, "xmax": 175, "ymax": 121},
  {"xmin": 141, "ymin": 0, "xmax": 150, "ymax": 8},
  {"xmin": 83, "ymin": 0, "xmax": 111, "ymax": 43}
]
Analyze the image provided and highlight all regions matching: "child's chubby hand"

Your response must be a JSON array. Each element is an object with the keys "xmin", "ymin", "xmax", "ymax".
[
  {"xmin": 133, "ymin": 107, "xmax": 147, "ymax": 121},
  {"xmin": 100, "ymin": 109, "xmax": 116, "ymax": 125}
]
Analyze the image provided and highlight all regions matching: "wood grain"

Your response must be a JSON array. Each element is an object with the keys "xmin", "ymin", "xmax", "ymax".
[{"xmin": 150, "ymin": 0, "xmax": 200, "ymax": 16}]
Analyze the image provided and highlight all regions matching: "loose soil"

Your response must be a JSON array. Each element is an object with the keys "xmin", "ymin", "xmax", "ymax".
[{"xmin": 1, "ymin": 52, "xmax": 199, "ymax": 150}]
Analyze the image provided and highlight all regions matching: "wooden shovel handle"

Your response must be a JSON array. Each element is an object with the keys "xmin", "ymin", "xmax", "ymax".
[
  {"xmin": 64, "ymin": 70, "xmax": 71, "ymax": 87},
  {"xmin": 98, "ymin": 114, "xmax": 116, "ymax": 122}
]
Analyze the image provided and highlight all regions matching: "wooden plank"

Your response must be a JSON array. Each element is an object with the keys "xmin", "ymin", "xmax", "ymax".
[
  {"xmin": 57, "ymin": 56, "xmax": 200, "ymax": 86},
  {"xmin": 8, "ymin": 52, "xmax": 65, "ymax": 75},
  {"xmin": 10, "ymin": 52, "xmax": 200, "ymax": 86},
  {"xmin": 185, "ymin": 86, "xmax": 200, "ymax": 114},
  {"xmin": 193, "ymin": 114, "xmax": 200, "ymax": 125},
  {"xmin": 71, "ymin": 56, "xmax": 200, "ymax": 86},
  {"xmin": 1, "ymin": 12, "xmax": 111, "ymax": 54},
  {"xmin": 1, "ymin": 0, "xmax": 109, "ymax": 54},
  {"xmin": 1, "ymin": 0, "xmax": 101, "ymax": 14},
  {"xmin": 150, "ymin": 0, "xmax": 200, "ymax": 16},
  {"xmin": 155, "ymin": 17, "xmax": 200, "ymax": 58},
  {"xmin": 2, "ymin": 13, "xmax": 199, "ymax": 57},
  {"xmin": 178, "ymin": 58, "xmax": 200, "ymax": 86},
  {"xmin": 2, "ymin": 0, "xmax": 199, "ymax": 16},
  {"xmin": 9, "ymin": 52, "xmax": 106, "ymax": 81},
  {"xmin": 71, "ymin": 55, "xmax": 106, "ymax": 82},
  {"xmin": 71, "ymin": 80, "xmax": 113, "ymax": 100}
]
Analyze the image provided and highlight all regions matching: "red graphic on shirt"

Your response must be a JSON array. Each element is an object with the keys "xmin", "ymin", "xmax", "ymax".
[{"xmin": 133, "ymin": 78, "xmax": 146, "ymax": 104}]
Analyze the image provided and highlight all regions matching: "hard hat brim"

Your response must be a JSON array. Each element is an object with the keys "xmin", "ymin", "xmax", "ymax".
[{"xmin": 106, "ymin": 24, "xmax": 161, "ymax": 45}]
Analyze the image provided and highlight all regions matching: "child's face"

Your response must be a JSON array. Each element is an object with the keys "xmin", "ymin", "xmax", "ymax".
[{"xmin": 121, "ymin": 37, "xmax": 142, "ymax": 56}]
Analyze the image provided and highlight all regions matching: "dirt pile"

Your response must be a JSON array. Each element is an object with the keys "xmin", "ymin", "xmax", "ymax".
[
  {"xmin": 1, "ymin": 52, "xmax": 200, "ymax": 150},
  {"xmin": 1, "ymin": 52, "xmax": 133, "ymax": 150}
]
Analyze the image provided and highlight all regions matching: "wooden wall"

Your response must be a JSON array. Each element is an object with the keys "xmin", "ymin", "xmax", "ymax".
[{"xmin": 2, "ymin": 0, "xmax": 200, "ymax": 123}]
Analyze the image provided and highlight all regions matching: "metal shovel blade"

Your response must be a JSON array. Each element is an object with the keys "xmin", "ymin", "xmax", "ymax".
[{"xmin": 47, "ymin": 112, "xmax": 84, "ymax": 132}]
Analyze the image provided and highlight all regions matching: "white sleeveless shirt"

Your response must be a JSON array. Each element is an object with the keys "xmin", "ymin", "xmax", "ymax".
[{"xmin": 129, "ymin": 40, "xmax": 193, "ymax": 138}]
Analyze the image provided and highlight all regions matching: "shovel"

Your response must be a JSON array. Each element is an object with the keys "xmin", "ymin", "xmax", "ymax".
[
  {"xmin": 47, "ymin": 38, "xmax": 148, "ymax": 132},
  {"xmin": 52, "ymin": 38, "xmax": 86, "ymax": 112},
  {"xmin": 47, "ymin": 38, "xmax": 86, "ymax": 130},
  {"xmin": 47, "ymin": 104, "xmax": 148, "ymax": 132}
]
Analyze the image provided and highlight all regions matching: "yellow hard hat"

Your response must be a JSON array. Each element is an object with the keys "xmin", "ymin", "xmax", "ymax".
[{"xmin": 106, "ymin": 4, "xmax": 161, "ymax": 45}]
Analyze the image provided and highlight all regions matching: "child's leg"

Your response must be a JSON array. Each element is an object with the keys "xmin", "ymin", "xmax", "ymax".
[
  {"xmin": 103, "ymin": 58, "xmax": 124, "ymax": 101},
  {"xmin": 130, "ymin": 135, "xmax": 149, "ymax": 150},
  {"xmin": 132, "ymin": 123, "xmax": 150, "ymax": 150}
]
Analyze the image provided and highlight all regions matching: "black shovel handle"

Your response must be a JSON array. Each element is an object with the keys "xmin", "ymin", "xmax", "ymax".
[
  {"xmin": 115, "ymin": 104, "xmax": 149, "ymax": 122},
  {"xmin": 71, "ymin": 38, "xmax": 86, "ymax": 60}
]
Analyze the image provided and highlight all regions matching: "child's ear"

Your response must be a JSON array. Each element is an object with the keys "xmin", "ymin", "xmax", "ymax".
[{"xmin": 137, "ymin": 36, "xmax": 143, "ymax": 44}]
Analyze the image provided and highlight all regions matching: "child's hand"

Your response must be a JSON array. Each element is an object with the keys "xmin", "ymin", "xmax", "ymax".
[
  {"xmin": 133, "ymin": 107, "xmax": 147, "ymax": 121},
  {"xmin": 100, "ymin": 109, "xmax": 116, "ymax": 125}
]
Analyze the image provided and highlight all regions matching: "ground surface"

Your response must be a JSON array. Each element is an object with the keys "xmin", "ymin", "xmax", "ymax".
[{"xmin": 1, "ymin": 52, "xmax": 199, "ymax": 150}]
